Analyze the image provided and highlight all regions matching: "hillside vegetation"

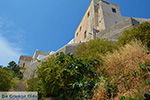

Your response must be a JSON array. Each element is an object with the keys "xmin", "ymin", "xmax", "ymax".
[
  {"xmin": 0, "ymin": 61, "xmax": 23, "ymax": 91},
  {"xmin": 26, "ymin": 22, "xmax": 150, "ymax": 100},
  {"xmin": 92, "ymin": 41, "xmax": 150, "ymax": 100}
]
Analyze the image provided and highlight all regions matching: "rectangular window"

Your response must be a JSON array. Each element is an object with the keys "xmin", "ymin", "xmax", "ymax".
[
  {"xmin": 23, "ymin": 63, "xmax": 25, "ymax": 67},
  {"xmin": 87, "ymin": 12, "xmax": 90, "ymax": 17},
  {"xmin": 80, "ymin": 26, "xmax": 82, "ymax": 31},
  {"xmin": 112, "ymin": 8, "xmax": 117, "ymax": 13},
  {"xmin": 76, "ymin": 32, "xmax": 78, "ymax": 37},
  {"xmin": 84, "ymin": 31, "xmax": 87, "ymax": 39}
]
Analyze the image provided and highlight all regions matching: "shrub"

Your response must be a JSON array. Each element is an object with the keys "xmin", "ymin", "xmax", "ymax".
[
  {"xmin": 27, "ymin": 78, "xmax": 39, "ymax": 91},
  {"xmin": 117, "ymin": 22, "xmax": 150, "ymax": 48},
  {"xmin": 37, "ymin": 52, "xmax": 100, "ymax": 99},
  {"xmin": 92, "ymin": 40, "xmax": 150, "ymax": 99},
  {"xmin": 7, "ymin": 61, "xmax": 23, "ymax": 79},
  {"xmin": 0, "ymin": 68, "xmax": 13, "ymax": 91},
  {"xmin": 75, "ymin": 39, "xmax": 117, "ymax": 61}
]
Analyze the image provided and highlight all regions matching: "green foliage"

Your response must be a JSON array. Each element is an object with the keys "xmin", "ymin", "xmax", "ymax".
[
  {"xmin": 27, "ymin": 78, "xmax": 45, "ymax": 99},
  {"xmin": 6, "ymin": 61, "xmax": 23, "ymax": 79},
  {"xmin": 117, "ymin": 22, "xmax": 150, "ymax": 48},
  {"xmin": 0, "ymin": 68, "xmax": 13, "ymax": 91},
  {"xmin": 0, "ymin": 65, "xmax": 3, "ymax": 68},
  {"xmin": 37, "ymin": 52, "xmax": 99, "ymax": 99},
  {"xmin": 107, "ymin": 83, "xmax": 117, "ymax": 98},
  {"xmin": 75, "ymin": 39, "xmax": 117, "ymax": 60},
  {"xmin": 138, "ymin": 62, "xmax": 150, "ymax": 85},
  {"xmin": 27, "ymin": 78, "xmax": 39, "ymax": 91},
  {"xmin": 120, "ymin": 95, "xmax": 146, "ymax": 100},
  {"xmin": 120, "ymin": 96, "xmax": 137, "ymax": 100}
]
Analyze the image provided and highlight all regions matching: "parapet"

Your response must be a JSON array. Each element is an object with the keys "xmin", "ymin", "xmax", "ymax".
[
  {"xmin": 19, "ymin": 56, "xmax": 33, "ymax": 61},
  {"xmin": 101, "ymin": 0, "xmax": 120, "ymax": 7}
]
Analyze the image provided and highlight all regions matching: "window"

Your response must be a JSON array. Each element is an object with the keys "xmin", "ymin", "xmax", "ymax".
[
  {"xmin": 80, "ymin": 26, "xmax": 82, "ymax": 31},
  {"xmin": 87, "ymin": 12, "xmax": 90, "ymax": 17},
  {"xmin": 84, "ymin": 31, "xmax": 87, "ymax": 39},
  {"xmin": 76, "ymin": 32, "xmax": 78, "ymax": 37},
  {"xmin": 23, "ymin": 63, "xmax": 25, "ymax": 67},
  {"xmin": 112, "ymin": 8, "xmax": 117, "ymax": 13}
]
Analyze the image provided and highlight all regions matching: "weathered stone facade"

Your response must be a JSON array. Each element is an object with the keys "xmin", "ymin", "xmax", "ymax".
[
  {"xmin": 18, "ymin": 56, "xmax": 32, "ymax": 73},
  {"xmin": 18, "ymin": 50, "xmax": 51, "ymax": 79},
  {"xmin": 74, "ymin": 0, "xmax": 150, "ymax": 43},
  {"xmin": 19, "ymin": 0, "xmax": 150, "ymax": 80}
]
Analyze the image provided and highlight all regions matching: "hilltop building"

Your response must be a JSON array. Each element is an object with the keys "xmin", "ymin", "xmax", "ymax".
[{"xmin": 18, "ymin": 0, "xmax": 150, "ymax": 79}]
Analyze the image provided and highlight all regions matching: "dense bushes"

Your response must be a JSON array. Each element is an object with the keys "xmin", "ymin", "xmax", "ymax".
[
  {"xmin": 27, "ymin": 22, "xmax": 150, "ymax": 99},
  {"xmin": 0, "ymin": 68, "xmax": 13, "ymax": 91},
  {"xmin": 7, "ymin": 61, "xmax": 23, "ymax": 79},
  {"xmin": 36, "ymin": 52, "xmax": 99, "ymax": 99},
  {"xmin": 83, "ymin": 22, "xmax": 150, "ymax": 99},
  {"xmin": 117, "ymin": 22, "xmax": 150, "ymax": 48},
  {"xmin": 75, "ymin": 39, "xmax": 117, "ymax": 60},
  {"xmin": 3, "ymin": 61, "xmax": 23, "ymax": 79},
  {"xmin": 92, "ymin": 41, "xmax": 150, "ymax": 99},
  {"xmin": 27, "ymin": 78, "xmax": 39, "ymax": 91},
  {"xmin": 0, "ymin": 61, "xmax": 23, "ymax": 91}
]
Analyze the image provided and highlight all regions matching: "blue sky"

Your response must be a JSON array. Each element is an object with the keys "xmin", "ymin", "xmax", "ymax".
[{"xmin": 0, "ymin": 0, "xmax": 150, "ymax": 66}]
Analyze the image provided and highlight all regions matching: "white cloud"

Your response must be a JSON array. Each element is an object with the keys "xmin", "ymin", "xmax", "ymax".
[
  {"xmin": 0, "ymin": 17, "xmax": 24, "ymax": 66},
  {"xmin": 0, "ymin": 36, "xmax": 22, "ymax": 66}
]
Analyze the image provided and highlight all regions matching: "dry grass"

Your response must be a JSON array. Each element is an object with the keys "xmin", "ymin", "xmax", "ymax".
[
  {"xmin": 92, "ymin": 40, "xmax": 150, "ymax": 100},
  {"xmin": 104, "ymin": 40, "xmax": 147, "ymax": 71},
  {"xmin": 92, "ymin": 85, "xmax": 108, "ymax": 100}
]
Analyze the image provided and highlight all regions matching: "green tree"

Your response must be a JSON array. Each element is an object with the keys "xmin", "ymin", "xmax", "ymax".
[
  {"xmin": 7, "ymin": 61, "xmax": 23, "ymax": 79},
  {"xmin": 36, "ymin": 52, "xmax": 99, "ymax": 99},
  {"xmin": 117, "ymin": 22, "xmax": 150, "ymax": 48},
  {"xmin": 0, "ymin": 65, "xmax": 3, "ymax": 68},
  {"xmin": 75, "ymin": 39, "xmax": 117, "ymax": 61},
  {"xmin": 0, "ymin": 68, "xmax": 13, "ymax": 91}
]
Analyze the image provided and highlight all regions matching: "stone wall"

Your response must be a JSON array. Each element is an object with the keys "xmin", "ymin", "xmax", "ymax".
[
  {"xmin": 99, "ymin": 0, "xmax": 123, "ymax": 30},
  {"xmin": 18, "ymin": 56, "xmax": 32, "ymax": 73},
  {"xmin": 132, "ymin": 17, "xmax": 150, "ymax": 23},
  {"xmin": 74, "ymin": 0, "xmax": 95, "ymax": 43},
  {"xmin": 32, "ymin": 49, "xmax": 49, "ymax": 61},
  {"xmin": 56, "ymin": 43, "xmax": 78, "ymax": 54},
  {"xmin": 23, "ymin": 61, "xmax": 40, "ymax": 80},
  {"xmin": 96, "ymin": 17, "xmax": 139, "ymax": 41},
  {"xmin": 74, "ymin": 0, "xmax": 126, "ymax": 43}
]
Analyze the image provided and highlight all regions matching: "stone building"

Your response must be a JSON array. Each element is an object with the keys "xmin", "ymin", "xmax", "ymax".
[
  {"xmin": 74, "ymin": 0, "xmax": 150, "ymax": 43},
  {"xmin": 18, "ymin": 50, "xmax": 52, "ymax": 79},
  {"xmin": 18, "ymin": 0, "xmax": 150, "ymax": 79},
  {"xmin": 18, "ymin": 56, "xmax": 32, "ymax": 73}
]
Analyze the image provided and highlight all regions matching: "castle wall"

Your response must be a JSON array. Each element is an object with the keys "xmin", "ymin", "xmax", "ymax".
[
  {"xmin": 132, "ymin": 17, "xmax": 150, "ymax": 23},
  {"xmin": 96, "ymin": 17, "xmax": 139, "ymax": 41},
  {"xmin": 74, "ymin": 0, "xmax": 95, "ymax": 43},
  {"xmin": 99, "ymin": 1, "xmax": 125, "ymax": 30},
  {"xmin": 56, "ymin": 43, "xmax": 78, "ymax": 54},
  {"xmin": 32, "ymin": 50, "xmax": 49, "ymax": 61},
  {"xmin": 18, "ymin": 56, "xmax": 32, "ymax": 73},
  {"xmin": 23, "ymin": 61, "xmax": 40, "ymax": 79},
  {"xmin": 74, "ymin": 0, "xmax": 127, "ymax": 43}
]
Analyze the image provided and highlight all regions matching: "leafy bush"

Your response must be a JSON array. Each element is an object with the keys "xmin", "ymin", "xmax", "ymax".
[
  {"xmin": 75, "ymin": 39, "xmax": 117, "ymax": 61},
  {"xmin": 37, "ymin": 52, "xmax": 100, "ymax": 99},
  {"xmin": 120, "ymin": 96, "xmax": 137, "ymax": 100},
  {"xmin": 0, "ymin": 68, "xmax": 13, "ymax": 91},
  {"xmin": 117, "ymin": 22, "xmax": 150, "ymax": 48},
  {"xmin": 27, "ymin": 78, "xmax": 39, "ymax": 91},
  {"xmin": 7, "ymin": 61, "xmax": 23, "ymax": 79}
]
